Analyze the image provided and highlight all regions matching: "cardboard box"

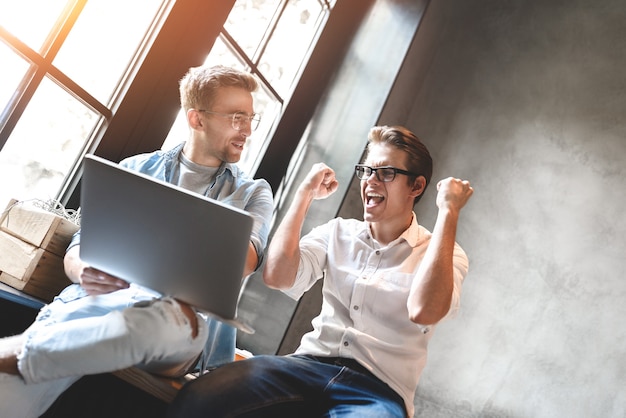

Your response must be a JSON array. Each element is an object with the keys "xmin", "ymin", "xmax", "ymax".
[
  {"xmin": 0, "ymin": 199, "xmax": 79, "ymax": 257},
  {"xmin": 0, "ymin": 199, "xmax": 79, "ymax": 302}
]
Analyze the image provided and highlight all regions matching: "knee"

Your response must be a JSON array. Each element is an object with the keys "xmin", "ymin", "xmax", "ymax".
[
  {"xmin": 190, "ymin": 359, "xmax": 258, "ymax": 395},
  {"xmin": 126, "ymin": 298, "xmax": 199, "ymax": 342},
  {"xmin": 176, "ymin": 301, "xmax": 199, "ymax": 338},
  {"xmin": 168, "ymin": 360, "xmax": 253, "ymax": 417},
  {"xmin": 123, "ymin": 299, "xmax": 207, "ymax": 367}
]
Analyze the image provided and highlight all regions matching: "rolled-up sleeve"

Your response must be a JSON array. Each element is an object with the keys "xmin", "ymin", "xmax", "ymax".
[{"xmin": 244, "ymin": 181, "xmax": 274, "ymax": 270}]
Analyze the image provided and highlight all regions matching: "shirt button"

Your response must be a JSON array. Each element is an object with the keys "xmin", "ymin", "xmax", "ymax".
[
  {"xmin": 353, "ymin": 305, "xmax": 359, "ymax": 310},
  {"xmin": 343, "ymin": 341, "xmax": 349, "ymax": 347},
  {"xmin": 376, "ymin": 250, "xmax": 380, "ymax": 255}
]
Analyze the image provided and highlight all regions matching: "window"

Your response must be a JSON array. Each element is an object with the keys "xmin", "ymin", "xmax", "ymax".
[
  {"xmin": 162, "ymin": 0, "xmax": 335, "ymax": 175},
  {"xmin": 0, "ymin": 0, "xmax": 167, "ymax": 208},
  {"xmin": 1, "ymin": 0, "xmax": 335, "ymax": 210}
]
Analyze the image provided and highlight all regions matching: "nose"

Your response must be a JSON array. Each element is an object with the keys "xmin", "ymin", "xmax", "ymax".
[
  {"xmin": 239, "ymin": 122, "xmax": 252, "ymax": 137},
  {"xmin": 365, "ymin": 171, "xmax": 380, "ymax": 183}
]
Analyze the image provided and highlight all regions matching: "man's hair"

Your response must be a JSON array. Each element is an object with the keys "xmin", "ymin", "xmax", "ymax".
[
  {"xmin": 366, "ymin": 125, "xmax": 433, "ymax": 205},
  {"xmin": 179, "ymin": 65, "xmax": 258, "ymax": 112}
]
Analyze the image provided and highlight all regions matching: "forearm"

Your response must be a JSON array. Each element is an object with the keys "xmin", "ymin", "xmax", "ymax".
[
  {"xmin": 243, "ymin": 242, "xmax": 259, "ymax": 278},
  {"xmin": 407, "ymin": 207, "xmax": 459, "ymax": 325},
  {"xmin": 63, "ymin": 244, "xmax": 130, "ymax": 294},
  {"xmin": 263, "ymin": 189, "xmax": 313, "ymax": 289},
  {"xmin": 63, "ymin": 245, "xmax": 84, "ymax": 284}
]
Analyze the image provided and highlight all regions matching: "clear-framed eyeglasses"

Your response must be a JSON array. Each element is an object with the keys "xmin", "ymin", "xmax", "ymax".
[
  {"xmin": 354, "ymin": 164, "xmax": 419, "ymax": 182},
  {"xmin": 198, "ymin": 110, "xmax": 261, "ymax": 131}
]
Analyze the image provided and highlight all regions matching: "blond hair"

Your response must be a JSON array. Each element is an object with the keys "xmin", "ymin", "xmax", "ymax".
[{"xmin": 179, "ymin": 65, "xmax": 258, "ymax": 112}]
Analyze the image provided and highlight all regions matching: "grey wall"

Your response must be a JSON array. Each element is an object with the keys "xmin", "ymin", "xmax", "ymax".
[
  {"xmin": 385, "ymin": 0, "xmax": 626, "ymax": 416},
  {"xmin": 240, "ymin": 0, "xmax": 626, "ymax": 416}
]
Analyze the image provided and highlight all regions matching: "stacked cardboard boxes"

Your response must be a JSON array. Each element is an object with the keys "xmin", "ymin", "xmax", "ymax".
[{"xmin": 0, "ymin": 199, "xmax": 79, "ymax": 302}]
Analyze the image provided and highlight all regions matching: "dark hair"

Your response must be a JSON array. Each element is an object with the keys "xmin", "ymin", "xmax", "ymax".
[{"xmin": 366, "ymin": 125, "xmax": 433, "ymax": 204}]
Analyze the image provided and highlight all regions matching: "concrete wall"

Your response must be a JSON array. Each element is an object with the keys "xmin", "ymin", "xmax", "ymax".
[
  {"xmin": 391, "ymin": 0, "xmax": 626, "ymax": 416},
  {"xmin": 240, "ymin": 0, "xmax": 625, "ymax": 415}
]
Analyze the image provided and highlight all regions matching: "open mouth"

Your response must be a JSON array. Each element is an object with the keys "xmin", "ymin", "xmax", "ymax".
[{"xmin": 366, "ymin": 192, "xmax": 384, "ymax": 207}]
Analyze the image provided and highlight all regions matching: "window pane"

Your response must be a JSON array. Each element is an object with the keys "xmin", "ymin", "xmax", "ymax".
[
  {"xmin": 0, "ymin": 42, "xmax": 30, "ymax": 114},
  {"xmin": 53, "ymin": 0, "xmax": 164, "ymax": 104},
  {"xmin": 204, "ymin": 36, "xmax": 247, "ymax": 70},
  {"xmin": 259, "ymin": 0, "xmax": 325, "ymax": 96},
  {"xmin": 0, "ymin": 77, "xmax": 98, "ymax": 208},
  {"xmin": 225, "ymin": 0, "xmax": 282, "ymax": 60},
  {"xmin": 0, "ymin": 0, "xmax": 67, "ymax": 52},
  {"xmin": 239, "ymin": 85, "xmax": 281, "ymax": 174}
]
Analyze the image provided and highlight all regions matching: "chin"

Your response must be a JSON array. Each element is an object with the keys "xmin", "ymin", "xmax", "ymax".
[{"xmin": 362, "ymin": 210, "xmax": 376, "ymax": 222}]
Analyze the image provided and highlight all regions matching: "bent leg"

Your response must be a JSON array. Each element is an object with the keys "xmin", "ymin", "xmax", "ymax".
[
  {"xmin": 19, "ymin": 297, "xmax": 208, "ymax": 383},
  {"xmin": 324, "ymin": 368, "xmax": 406, "ymax": 418},
  {"xmin": 168, "ymin": 355, "xmax": 406, "ymax": 418},
  {"xmin": 0, "ymin": 334, "xmax": 23, "ymax": 374},
  {"xmin": 0, "ymin": 372, "xmax": 77, "ymax": 418},
  {"xmin": 168, "ymin": 355, "xmax": 330, "ymax": 418}
]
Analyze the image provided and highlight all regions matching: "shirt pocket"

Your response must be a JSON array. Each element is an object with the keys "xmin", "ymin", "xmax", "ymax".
[{"xmin": 366, "ymin": 272, "xmax": 415, "ymax": 334}]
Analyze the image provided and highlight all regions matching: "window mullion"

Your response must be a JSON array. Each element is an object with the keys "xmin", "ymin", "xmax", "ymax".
[
  {"xmin": 252, "ymin": 0, "xmax": 289, "ymax": 65},
  {"xmin": 0, "ymin": 0, "xmax": 88, "ymax": 150},
  {"xmin": 39, "ymin": 0, "xmax": 87, "ymax": 62},
  {"xmin": 47, "ymin": 66, "xmax": 112, "ymax": 119}
]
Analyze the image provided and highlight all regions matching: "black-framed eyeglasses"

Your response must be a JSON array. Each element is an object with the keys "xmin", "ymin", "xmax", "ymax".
[
  {"xmin": 198, "ymin": 110, "xmax": 261, "ymax": 131},
  {"xmin": 355, "ymin": 164, "xmax": 419, "ymax": 182}
]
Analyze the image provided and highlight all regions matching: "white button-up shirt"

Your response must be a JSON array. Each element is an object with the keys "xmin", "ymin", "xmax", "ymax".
[{"xmin": 283, "ymin": 214, "xmax": 469, "ymax": 417}]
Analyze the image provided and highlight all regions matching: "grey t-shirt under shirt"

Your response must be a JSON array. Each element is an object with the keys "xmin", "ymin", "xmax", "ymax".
[{"xmin": 172, "ymin": 152, "xmax": 219, "ymax": 194}]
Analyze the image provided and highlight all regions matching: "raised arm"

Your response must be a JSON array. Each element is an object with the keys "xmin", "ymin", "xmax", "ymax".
[
  {"xmin": 407, "ymin": 177, "xmax": 473, "ymax": 325},
  {"xmin": 263, "ymin": 163, "xmax": 338, "ymax": 289}
]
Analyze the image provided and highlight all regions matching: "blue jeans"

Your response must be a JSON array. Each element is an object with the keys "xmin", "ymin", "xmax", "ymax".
[
  {"xmin": 168, "ymin": 354, "xmax": 407, "ymax": 418},
  {"xmin": 0, "ymin": 284, "xmax": 216, "ymax": 418}
]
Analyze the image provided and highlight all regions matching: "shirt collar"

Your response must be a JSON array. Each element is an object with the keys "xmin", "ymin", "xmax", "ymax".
[
  {"xmin": 401, "ymin": 212, "xmax": 422, "ymax": 247},
  {"xmin": 221, "ymin": 161, "xmax": 240, "ymax": 178},
  {"xmin": 170, "ymin": 141, "xmax": 242, "ymax": 179},
  {"xmin": 361, "ymin": 212, "xmax": 422, "ymax": 247}
]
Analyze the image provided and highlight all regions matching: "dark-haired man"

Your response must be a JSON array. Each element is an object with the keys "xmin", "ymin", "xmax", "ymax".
[{"xmin": 169, "ymin": 125, "xmax": 473, "ymax": 418}]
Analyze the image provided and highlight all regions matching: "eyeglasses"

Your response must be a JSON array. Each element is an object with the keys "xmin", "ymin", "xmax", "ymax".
[
  {"xmin": 355, "ymin": 164, "xmax": 419, "ymax": 182},
  {"xmin": 198, "ymin": 110, "xmax": 261, "ymax": 131}
]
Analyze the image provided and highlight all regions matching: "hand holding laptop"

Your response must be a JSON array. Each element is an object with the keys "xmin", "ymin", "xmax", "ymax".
[
  {"xmin": 64, "ymin": 245, "xmax": 129, "ymax": 295},
  {"xmin": 79, "ymin": 154, "xmax": 256, "ymax": 333}
]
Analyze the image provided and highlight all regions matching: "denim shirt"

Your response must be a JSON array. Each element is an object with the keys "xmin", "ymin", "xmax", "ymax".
[
  {"xmin": 69, "ymin": 142, "xmax": 273, "ymax": 267},
  {"xmin": 67, "ymin": 142, "xmax": 274, "ymax": 368}
]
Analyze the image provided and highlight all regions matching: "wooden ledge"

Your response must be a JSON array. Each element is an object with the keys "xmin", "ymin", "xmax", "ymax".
[
  {"xmin": 111, "ymin": 349, "xmax": 252, "ymax": 403},
  {"xmin": 112, "ymin": 367, "xmax": 197, "ymax": 403}
]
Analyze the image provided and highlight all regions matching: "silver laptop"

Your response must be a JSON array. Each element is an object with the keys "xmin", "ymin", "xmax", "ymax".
[{"xmin": 79, "ymin": 154, "xmax": 254, "ymax": 333}]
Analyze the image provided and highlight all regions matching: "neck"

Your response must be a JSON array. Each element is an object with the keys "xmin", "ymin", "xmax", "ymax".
[
  {"xmin": 369, "ymin": 213, "xmax": 413, "ymax": 245},
  {"xmin": 182, "ymin": 140, "xmax": 221, "ymax": 167}
]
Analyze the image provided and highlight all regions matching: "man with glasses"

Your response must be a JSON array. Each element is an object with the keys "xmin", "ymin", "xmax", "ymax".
[
  {"xmin": 0, "ymin": 65, "xmax": 273, "ymax": 417},
  {"xmin": 197, "ymin": 109, "xmax": 261, "ymax": 132},
  {"xmin": 168, "ymin": 125, "xmax": 473, "ymax": 418}
]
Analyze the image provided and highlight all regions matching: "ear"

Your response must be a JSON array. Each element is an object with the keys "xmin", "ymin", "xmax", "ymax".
[
  {"xmin": 187, "ymin": 109, "xmax": 203, "ymax": 130},
  {"xmin": 410, "ymin": 176, "xmax": 427, "ymax": 198}
]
